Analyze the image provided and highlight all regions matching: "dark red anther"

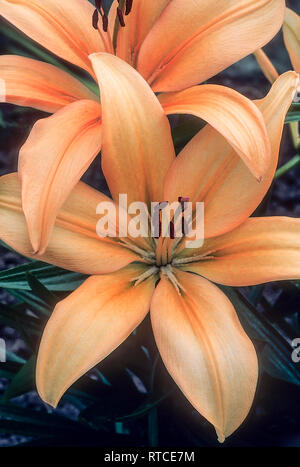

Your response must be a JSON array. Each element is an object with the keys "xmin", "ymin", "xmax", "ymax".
[
  {"xmin": 92, "ymin": 9, "xmax": 99, "ymax": 29},
  {"xmin": 178, "ymin": 197, "xmax": 190, "ymax": 236},
  {"xmin": 178, "ymin": 196, "xmax": 190, "ymax": 207},
  {"xmin": 169, "ymin": 221, "xmax": 175, "ymax": 240},
  {"xmin": 117, "ymin": 7, "xmax": 126, "ymax": 27},
  {"xmin": 102, "ymin": 14, "xmax": 108, "ymax": 32},
  {"xmin": 95, "ymin": 0, "xmax": 102, "ymax": 11},
  {"xmin": 125, "ymin": 0, "xmax": 133, "ymax": 15}
]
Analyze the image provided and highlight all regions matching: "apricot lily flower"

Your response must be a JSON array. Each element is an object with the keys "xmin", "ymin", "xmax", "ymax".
[
  {"xmin": 0, "ymin": 0, "xmax": 285, "ymax": 253},
  {"xmin": 0, "ymin": 55, "xmax": 299, "ymax": 442}
]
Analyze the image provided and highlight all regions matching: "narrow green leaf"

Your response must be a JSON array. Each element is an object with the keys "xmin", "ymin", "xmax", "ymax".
[
  {"xmin": 0, "ymin": 402, "xmax": 91, "ymax": 434},
  {"xmin": 0, "ymin": 260, "xmax": 86, "ymax": 291},
  {"xmin": 26, "ymin": 272, "xmax": 58, "ymax": 307},
  {"xmin": 285, "ymin": 104, "xmax": 300, "ymax": 123},
  {"xmin": 2, "ymin": 356, "xmax": 36, "ymax": 401},
  {"xmin": 8, "ymin": 289, "xmax": 51, "ymax": 316},
  {"xmin": 6, "ymin": 351, "xmax": 26, "ymax": 365},
  {"xmin": 221, "ymin": 286, "xmax": 300, "ymax": 386}
]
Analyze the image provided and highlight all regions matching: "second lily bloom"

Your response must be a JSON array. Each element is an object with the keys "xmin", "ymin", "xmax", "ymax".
[{"xmin": 0, "ymin": 0, "xmax": 286, "ymax": 253}]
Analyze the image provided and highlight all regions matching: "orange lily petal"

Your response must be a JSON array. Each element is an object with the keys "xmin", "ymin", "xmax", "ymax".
[
  {"xmin": 137, "ymin": 0, "xmax": 285, "ymax": 92},
  {"xmin": 0, "ymin": 55, "xmax": 96, "ymax": 113},
  {"xmin": 19, "ymin": 99, "xmax": 102, "ymax": 254},
  {"xmin": 164, "ymin": 71, "xmax": 299, "ymax": 240},
  {"xmin": 160, "ymin": 84, "xmax": 270, "ymax": 181},
  {"xmin": 90, "ymin": 52, "xmax": 175, "ymax": 206},
  {"xmin": 115, "ymin": 0, "xmax": 170, "ymax": 65},
  {"xmin": 36, "ymin": 264, "xmax": 156, "ymax": 407},
  {"xmin": 0, "ymin": 0, "xmax": 101, "ymax": 75},
  {"xmin": 283, "ymin": 8, "xmax": 300, "ymax": 74},
  {"xmin": 181, "ymin": 217, "xmax": 300, "ymax": 286},
  {"xmin": 0, "ymin": 173, "xmax": 140, "ymax": 274},
  {"xmin": 151, "ymin": 270, "xmax": 258, "ymax": 442}
]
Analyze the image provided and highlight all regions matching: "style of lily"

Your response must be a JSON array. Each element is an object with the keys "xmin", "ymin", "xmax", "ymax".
[
  {"xmin": 0, "ymin": 54, "xmax": 299, "ymax": 442},
  {"xmin": 0, "ymin": 0, "xmax": 286, "ymax": 254}
]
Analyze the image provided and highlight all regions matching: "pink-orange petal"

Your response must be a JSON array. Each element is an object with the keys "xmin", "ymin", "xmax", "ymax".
[
  {"xmin": 0, "ymin": 173, "xmax": 140, "ymax": 275},
  {"xmin": 0, "ymin": 55, "xmax": 96, "ymax": 112},
  {"xmin": 181, "ymin": 217, "xmax": 300, "ymax": 287},
  {"xmin": 19, "ymin": 99, "xmax": 102, "ymax": 254},
  {"xmin": 160, "ymin": 84, "xmax": 270, "ymax": 181},
  {"xmin": 37, "ymin": 264, "xmax": 156, "ymax": 407},
  {"xmin": 151, "ymin": 270, "xmax": 258, "ymax": 441},
  {"xmin": 138, "ymin": 0, "xmax": 285, "ymax": 91},
  {"xmin": 90, "ymin": 52, "xmax": 175, "ymax": 206},
  {"xmin": 0, "ymin": 0, "xmax": 102, "ymax": 75}
]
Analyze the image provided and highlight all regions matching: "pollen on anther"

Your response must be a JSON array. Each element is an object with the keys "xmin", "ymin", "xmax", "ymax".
[
  {"xmin": 117, "ymin": 7, "xmax": 126, "ymax": 27},
  {"xmin": 102, "ymin": 14, "xmax": 109, "ymax": 32},
  {"xmin": 92, "ymin": 9, "xmax": 99, "ymax": 29},
  {"xmin": 125, "ymin": 0, "xmax": 133, "ymax": 15}
]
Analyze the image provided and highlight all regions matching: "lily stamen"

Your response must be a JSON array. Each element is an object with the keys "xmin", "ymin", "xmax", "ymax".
[
  {"xmin": 172, "ymin": 252, "xmax": 216, "ymax": 266},
  {"xmin": 125, "ymin": 0, "xmax": 133, "ymax": 16},
  {"xmin": 132, "ymin": 266, "xmax": 159, "ymax": 286},
  {"xmin": 117, "ymin": 7, "xmax": 126, "ymax": 27},
  {"xmin": 173, "ymin": 249, "xmax": 217, "ymax": 266},
  {"xmin": 92, "ymin": 1, "xmax": 113, "ymax": 53},
  {"xmin": 92, "ymin": 9, "xmax": 99, "ymax": 30},
  {"xmin": 119, "ymin": 239, "xmax": 156, "ymax": 263},
  {"xmin": 160, "ymin": 264, "xmax": 184, "ymax": 295}
]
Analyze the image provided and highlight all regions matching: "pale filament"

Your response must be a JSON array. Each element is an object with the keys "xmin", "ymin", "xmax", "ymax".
[{"xmin": 172, "ymin": 250, "xmax": 216, "ymax": 266}]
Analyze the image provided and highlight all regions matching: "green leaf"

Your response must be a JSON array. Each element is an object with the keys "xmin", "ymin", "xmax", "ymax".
[
  {"xmin": 0, "ymin": 361, "xmax": 22, "ymax": 379},
  {"xmin": 26, "ymin": 272, "xmax": 58, "ymax": 307},
  {"xmin": 0, "ymin": 303, "xmax": 41, "ymax": 337},
  {"xmin": 171, "ymin": 115, "xmax": 206, "ymax": 152},
  {"xmin": 2, "ymin": 356, "xmax": 36, "ymax": 401},
  {"xmin": 148, "ymin": 407, "xmax": 159, "ymax": 447},
  {"xmin": 0, "ymin": 259, "xmax": 86, "ymax": 291},
  {"xmin": 285, "ymin": 104, "xmax": 300, "ymax": 123},
  {"xmin": 0, "ymin": 402, "xmax": 92, "ymax": 435},
  {"xmin": 261, "ymin": 345, "xmax": 300, "ymax": 386},
  {"xmin": 275, "ymin": 154, "xmax": 300, "ymax": 179},
  {"xmin": 6, "ymin": 351, "xmax": 26, "ymax": 365},
  {"xmin": 8, "ymin": 289, "xmax": 51, "ymax": 316},
  {"xmin": 220, "ymin": 286, "xmax": 300, "ymax": 386}
]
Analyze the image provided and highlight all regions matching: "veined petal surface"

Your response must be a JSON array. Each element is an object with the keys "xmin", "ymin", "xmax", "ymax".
[
  {"xmin": 182, "ymin": 218, "xmax": 300, "ymax": 286},
  {"xmin": 37, "ymin": 264, "xmax": 156, "ymax": 407},
  {"xmin": 137, "ymin": 0, "xmax": 285, "ymax": 91},
  {"xmin": 19, "ymin": 99, "xmax": 102, "ymax": 253},
  {"xmin": 0, "ymin": 0, "xmax": 102, "ymax": 74},
  {"xmin": 115, "ymin": 0, "xmax": 171, "ymax": 64},
  {"xmin": 164, "ymin": 72, "xmax": 299, "ymax": 239},
  {"xmin": 0, "ymin": 173, "xmax": 139, "ymax": 274},
  {"xmin": 151, "ymin": 270, "xmax": 258, "ymax": 441},
  {"xmin": 160, "ymin": 85, "xmax": 270, "ymax": 181},
  {"xmin": 90, "ymin": 53, "xmax": 175, "ymax": 206},
  {"xmin": 0, "ymin": 55, "xmax": 96, "ymax": 112}
]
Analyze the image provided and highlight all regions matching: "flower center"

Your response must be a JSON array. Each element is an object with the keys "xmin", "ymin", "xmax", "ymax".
[{"xmin": 132, "ymin": 263, "xmax": 183, "ymax": 295}]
